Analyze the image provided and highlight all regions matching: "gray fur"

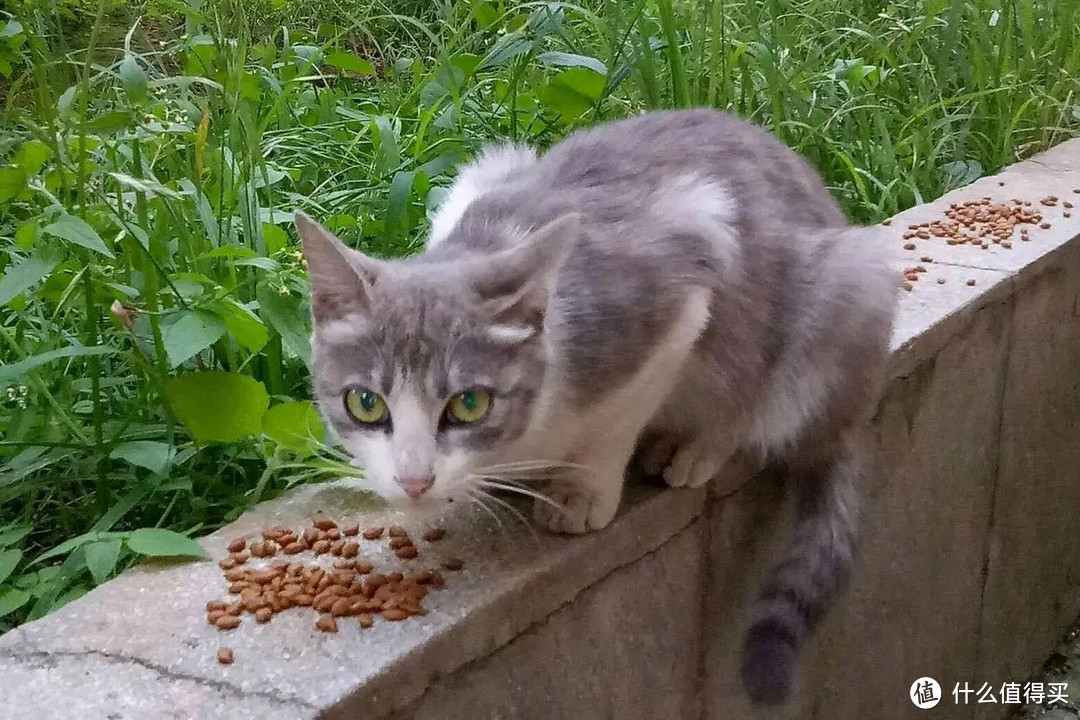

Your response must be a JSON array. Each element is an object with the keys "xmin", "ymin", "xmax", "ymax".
[{"xmin": 295, "ymin": 108, "xmax": 898, "ymax": 705}]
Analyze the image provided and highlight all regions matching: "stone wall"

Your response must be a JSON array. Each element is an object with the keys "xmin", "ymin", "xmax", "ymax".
[{"xmin": 2, "ymin": 140, "xmax": 1079, "ymax": 720}]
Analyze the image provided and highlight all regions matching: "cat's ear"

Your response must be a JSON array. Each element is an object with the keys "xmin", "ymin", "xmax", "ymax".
[
  {"xmin": 294, "ymin": 211, "xmax": 382, "ymax": 322},
  {"xmin": 468, "ymin": 213, "xmax": 582, "ymax": 341}
]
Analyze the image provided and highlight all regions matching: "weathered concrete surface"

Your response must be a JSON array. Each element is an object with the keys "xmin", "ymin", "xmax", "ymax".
[
  {"xmin": 384, "ymin": 524, "xmax": 706, "ymax": 720},
  {"xmin": 1, "ymin": 139, "xmax": 1079, "ymax": 720}
]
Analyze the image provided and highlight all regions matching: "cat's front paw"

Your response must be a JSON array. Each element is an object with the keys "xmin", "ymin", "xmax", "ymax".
[
  {"xmin": 662, "ymin": 440, "xmax": 723, "ymax": 489},
  {"xmin": 533, "ymin": 483, "xmax": 618, "ymax": 534}
]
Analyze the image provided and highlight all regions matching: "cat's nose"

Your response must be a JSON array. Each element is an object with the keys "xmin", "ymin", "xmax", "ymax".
[{"xmin": 398, "ymin": 475, "xmax": 435, "ymax": 499}]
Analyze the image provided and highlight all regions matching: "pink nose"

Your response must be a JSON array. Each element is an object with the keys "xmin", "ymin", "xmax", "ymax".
[{"xmin": 398, "ymin": 475, "xmax": 435, "ymax": 499}]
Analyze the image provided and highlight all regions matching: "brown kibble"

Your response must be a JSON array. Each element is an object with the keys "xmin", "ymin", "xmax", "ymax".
[
  {"xmin": 343, "ymin": 525, "xmax": 360, "ymax": 537},
  {"xmin": 389, "ymin": 537, "xmax": 413, "ymax": 550},
  {"xmin": 218, "ymin": 557, "xmax": 238, "ymax": 570},
  {"xmin": 228, "ymin": 582, "xmax": 248, "ymax": 594},
  {"xmin": 283, "ymin": 541, "xmax": 306, "ymax": 555},
  {"xmin": 966, "ymin": 279, "xmax": 976, "ymax": 286},
  {"xmin": 901, "ymin": 281, "xmax": 913, "ymax": 292},
  {"xmin": 904, "ymin": 273, "xmax": 919, "ymax": 282},
  {"xmin": 358, "ymin": 613, "xmax": 374, "ymax": 628},
  {"xmin": 442, "ymin": 558, "xmax": 464, "ymax": 571},
  {"xmin": 382, "ymin": 609, "xmax": 409, "ymax": 622},
  {"xmin": 326, "ymin": 528, "xmax": 341, "ymax": 541},
  {"xmin": 315, "ymin": 614, "xmax": 339, "ymax": 633},
  {"xmin": 207, "ymin": 600, "xmax": 227, "ymax": 612},
  {"xmin": 330, "ymin": 540, "xmax": 345, "ymax": 555},
  {"xmin": 227, "ymin": 538, "xmax": 246, "ymax": 553},
  {"xmin": 302, "ymin": 528, "xmax": 320, "ymax": 545},
  {"xmin": 224, "ymin": 602, "xmax": 243, "ymax": 615},
  {"xmin": 217, "ymin": 648, "xmax": 234, "ymax": 664},
  {"xmin": 331, "ymin": 598, "xmax": 353, "ymax": 616},
  {"xmin": 255, "ymin": 607, "xmax": 273, "ymax": 623},
  {"xmin": 1002, "ymin": 241, "xmax": 1012, "ymax": 249},
  {"xmin": 341, "ymin": 542, "xmax": 360, "ymax": 558},
  {"xmin": 1040, "ymin": 223, "xmax": 1051, "ymax": 229},
  {"xmin": 422, "ymin": 529, "xmax": 446, "ymax": 543},
  {"xmin": 313, "ymin": 517, "xmax": 337, "ymax": 531},
  {"xmin": 903, "ymin": 243, "xmax": 916, "ymax": 250},
  {"xmin": 312, "ymin": 540, "xmax": 331, "ymax": 555},
  {"xmin": 388, "ymin": 526, "xmax": 407, "ymax": 538},
  {"xmin": 937, "ymin": 278, "xmax": 946, "ymax": 284},
  {"xmin": 355, "ymin": 560, "xmax": 374, "ymax": 574},
  {"xmin": 207, "ymin": 611, "xmax": 224, "ymax": 625},
  {"xmin": 228, "ymin": 551, "xmax": 248, "ymax": 564},
  {"xmin": 881, "ymin": 219, "xmax": 891, "ymax": 226},
  {"xmin": 215, "ymin": 614, "xmax": 241, "ymax": 630},
  {"xmin": 920, "ymin": 256, "xmax": 933, "ymax": 263},
  {"xmin": 998, "ymin": 181, "xmax": 1005, "ymax": 186},
  {"xmin": 1064, "ymin": 201, "xmax": 1074, "ymax": 209},
  {"xmin": 395, "ymin": 546, "xmax": 419, "ymax": 559},
  {"xmin": 1073, "ymin": 188, "xmax": 1079, "ymax": 194},
  {"xmin": 430, "ymin": 570, "xmax": 445, "ymax": 589},
  {"xmin": 1065, "ymin": 212, "xmax": 1072, "ymax": 218},
  {"xmin": 362, "ymin": 527, "xmax": 385, "ymax": 540},
  {"xmin": 224, "ymin": 568, "xmax": 247, "ymax": 582}
]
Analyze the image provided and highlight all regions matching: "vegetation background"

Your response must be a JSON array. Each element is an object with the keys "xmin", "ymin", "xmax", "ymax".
[{"xmin": 0, "ymin": 0, "xmax": 1076, "ymax": 631}]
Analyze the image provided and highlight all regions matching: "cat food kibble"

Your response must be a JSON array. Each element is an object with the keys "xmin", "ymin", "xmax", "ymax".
[
  {"xmin": 892, "ymin": 193, "xmax": 1069, "ymax": 290},
  {"xmin": 204, "ymin": 516, "xmax": 456, "ymax": 664},
  {"xmin": 217, "ymin": 648, "xmax": 234, "ymax": 665}
]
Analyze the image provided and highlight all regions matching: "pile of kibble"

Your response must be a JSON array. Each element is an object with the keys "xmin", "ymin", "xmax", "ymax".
[
  {"xmin": 206, "ymin": 517, "xmax": 463, "ymax": 665},
  {"xmin": 887, "ymin": 188, "xmax": 1078, "ymax": 291}
]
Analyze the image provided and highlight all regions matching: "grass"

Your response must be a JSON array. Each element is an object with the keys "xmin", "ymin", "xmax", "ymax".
[{"xmin": 0, "ymin": 0, "xmax": 1076, "ymax": 631}]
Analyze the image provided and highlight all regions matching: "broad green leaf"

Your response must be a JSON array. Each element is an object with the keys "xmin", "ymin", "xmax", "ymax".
[
  {"xmin": 31, "ymin": 532, "xmax": 99, "ymax": 565},
  {"xmin": 0, "ymin": 549, "xmax": 22, "ymax": 585},
  {"xmin": 41, "ymin": 214, "xmax": 114, "ymax": 258},
  {"xmin": 536, "ymin": 68, "xmax": 606, "ymax": 119},
  {"xmin": 0, "ymin": 526, "xmax": 30, "ymax": 548},
  {"xmin": 0, "ymin": 345, "xmax": 115, "ymax": 390},
  {"xmin": 257, "ymin": 283, "xmax": 311, "ymax": 363},
  {"xmin": 166, "ymin": 371, "xmax": 270, "ymax": 443},
  {"xmin": 216, "ymin": 299, "xmax": 268, "ymax": 353},
  {"xmin": 84, "ymin": 539, "xmax": 122, "ymax": 584},
  {"xmin": 162, "ymin": 309, "xmax": 226, "ymax": 367},
  {"xmin": 109, "ymin": 441, "xmax": 176, "ymax": 474},
  {"xmin": 478, "ymin": 32, "xmax": 532, "ymax": 70},
  {"xmin": 126, "ymin": 528, "xmax": 207, "ymax": 559},
  {"xmin": 0, "ymin": 249, "xmax": 60, "ymax": 306},
  {"xmin": 0, "ymin": 166, "xmax": 27, "ymax": 203},
  {"xmin": 325, "ymin": 50, "xmax": 374, "ymax": 75},
  {"xmin": 263, "ymin": 401, "xmax": 325, "ymax": 456},
  {"xmin": 14, "ymin": 222, "xmax": 36, "ymax": 251},
  {"xmin": 14, "ymin": 140, "xmax": 51, "ymax": 175},
  {"xmin": 536, "ymin": 51, "xmax": 608, "ymax": 75},
  {"xmin": 119, "ymin": 54, "xmax": 148, "ymax": 104},
  {"xmin": 262, "ymin": 222, "xmax": 288, "ymax": 255},
  {"xmin": 386, "ymin": 170, "xmax": 416, "ymax": 238},
  {"xmin": 0, "ymin": 588, "xmax": 31, "ymax": 617}
]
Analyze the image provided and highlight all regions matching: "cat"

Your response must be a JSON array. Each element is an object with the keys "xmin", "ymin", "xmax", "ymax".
[{"xmin": 294, "ymin": 107, "xmax": 899, "ymax": 706}]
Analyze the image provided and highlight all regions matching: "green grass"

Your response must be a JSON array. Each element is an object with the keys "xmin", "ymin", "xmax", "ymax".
[{"xmin": 0, "ymin": 0, "xmax": 1076, "ymax": 630}]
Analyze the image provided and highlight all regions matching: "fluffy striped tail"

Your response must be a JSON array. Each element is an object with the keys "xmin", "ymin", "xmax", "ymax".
[{"xmin": 740, "ymin": 439, "xmax": 862, "ymax": 705}]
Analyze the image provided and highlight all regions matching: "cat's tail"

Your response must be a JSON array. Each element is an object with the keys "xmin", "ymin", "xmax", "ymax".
[{"xmin": 739, "ymin": 435, "xmax": 862, "ymax": 705}]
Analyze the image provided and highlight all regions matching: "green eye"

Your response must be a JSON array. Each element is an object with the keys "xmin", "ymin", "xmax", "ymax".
[
  {"xmin": 446, "ymin": 389, "xmax": 492, "ymax": 424},
  {"xmin": 344, "ymin": 388, "xmax": 388, "ymax": 425}
]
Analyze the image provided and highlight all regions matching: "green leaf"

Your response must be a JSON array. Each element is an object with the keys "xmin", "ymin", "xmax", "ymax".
[
  {"xmin": 0, "ymin": 345, "xmax": 115, "ymax": 390},
  {"xmin": 0, "ymin": 166, "xmax": 27, "ymax": 203},
  {"xmin": 0, "ymin": 249, "xmax": 60, "ymax": 306},
  {"xmin": 41, "ymin": 214, "xmax": 114, "ymax": 258},
  {"xmin": 0, "ymin": 588, "xmax": 31, "ymax": 617},
  {"xmin": 0, "ymin": 526, "xmax": 30, "ymax": 548},
  {"xmin": 162, "ymin": 309, "xmax": 226, "ymax": 367},
  {"xmin": 536, "ymin": 51, "xmax": 608, "ymax": 75},
  {"xmin": 478, "ymin": 32, "xmax": 533, "ymax": 70},
  {"xmin": 84, "ymin": 539, "xmax": 122, "ymax": 584},
  {"xmin": 165, "ymin": 371, "xmax": 270, "ymax": 443},
  {"xmin": 215, "ymin": 299, "xmax": 268, "ymax": 353},
  {"xmin": 109, "ymin": 441, "xmax": 176, "ymax": 474},
  {"xmin": 0, "ymin": 549, "xmax": 22, "ymax": 585},
  {"xmin": 262, "ymin": 223, "xmax": 289, "ymax": 255},
  {"xmin": 57, "ymin": 85, "xmax": 78, "ymax": 120},
  {"xmin": 386, "ymin": 170, "xmax": 416, "ymax": 239},
  {"xmin": 263, "ymin": 401, "xmax": 325, "ymax": 456},
  {"xmin": 257, "ymin": 283, "xmax": 311, "ymax": 363},
  {"xmin": 119, "ymin": 54, "xmax": 148, "ymax": 104},
  {"xmin": 14, "ymin": 140, "xmax": 52, "ymax": 174},
  {"xmin": 536, "ymin": 67, "xmax": 606, "ymax": 120},
  {"xmin": 325, "ymin": 50, "xmax": 374, "ymax": 75},
  {"xmin": 14, "ymin": 222, "xmax": 36, "ymax": 251},
  {"xmin": 126, "ymin": 528, "xmax": 207, "ymax": 559}
]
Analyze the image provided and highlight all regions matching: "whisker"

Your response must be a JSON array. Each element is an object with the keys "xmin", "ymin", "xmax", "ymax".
[
  {"xmin": 473, "ymin": 488, "xmax": 540, "ymax": 543},
  {"xmin": 466, "ymin": 489, "xmax": 508, "ymax": 535},
  {"xmin": 472, "ymin": 478, "xmax": 565, "ymax": 510}
]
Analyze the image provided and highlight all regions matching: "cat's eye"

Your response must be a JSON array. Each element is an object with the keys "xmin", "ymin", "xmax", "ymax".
[
  {"xmin": 344, "ymin": 388, "xmax": 389, "ymax": 425},
  {"xmin": 445, "ymin": 389, "xmax": 492, "ymax": 424}
]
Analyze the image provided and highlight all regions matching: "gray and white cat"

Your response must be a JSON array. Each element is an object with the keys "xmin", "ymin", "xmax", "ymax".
[{"xmin": 295, "ymin": 108, "xmax": 898, "ymax": 706}]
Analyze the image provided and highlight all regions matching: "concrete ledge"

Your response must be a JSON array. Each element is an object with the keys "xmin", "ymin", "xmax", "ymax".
[{"xmin": 2, "ymin": 140, "xmax": 1079, "ymax": 720}]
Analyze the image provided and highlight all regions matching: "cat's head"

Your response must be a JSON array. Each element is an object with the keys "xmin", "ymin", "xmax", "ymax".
[{"xmin": 294, "ymin": 211, "xmax": 577, "ymax": 509}]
